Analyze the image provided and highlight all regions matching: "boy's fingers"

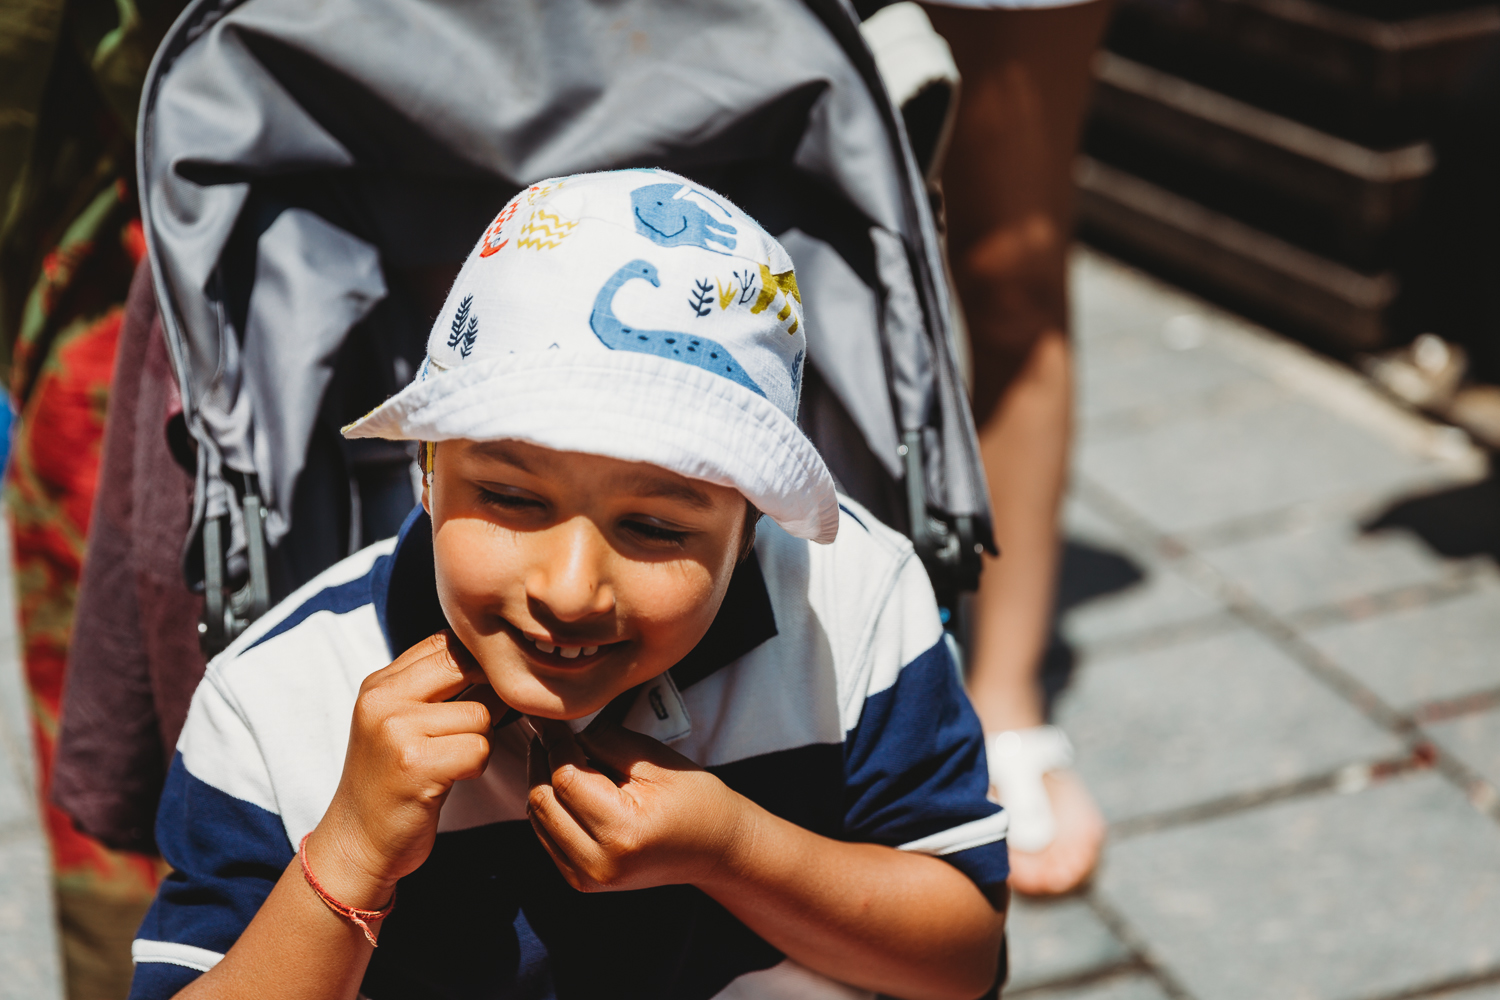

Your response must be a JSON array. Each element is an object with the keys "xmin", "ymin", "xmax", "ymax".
[
  {"xmin": 530, "ymin": 718, "xmax": 589, "ymax": 765},
  {"xmin": 528, "ymin": 810, "xmax": 587, "ymax": 887},
  {"xmin": 429, "ymin": 732, "xmax": 492, "ymax": 782},
  {"xmin": 449, "ymin": 682, "xmax": 508, "ymax": 727},
  {"xmin": 526, "ymin": 738, "xmax": 597, "ymax": 848},
  {"xmin": 382, "ymin": 631, "xmax": 486, "ymax": 704},
  {"xmin": 577, "ymin": 719, "xmax": 696, "ymax": 778},
  {"xmin": 529, "ymin": 719, "xmax": 628, "ymax": 826},
  {"xmin": 419, "ymin": 700, "xmax": 493, "ymax": 737}
]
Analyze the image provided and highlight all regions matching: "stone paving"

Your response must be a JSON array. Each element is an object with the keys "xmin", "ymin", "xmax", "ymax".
[
  {"xmin": 0, "ymin": 521, "xmax": 64, "ymax": 1000},
  {"xmin": 0, "ymin": 247, "xmax": 1496, "ymax": 1000},
  {"xmin": 1013, "ymin": 248, "xmax": 1500, "ymax": 1000}
]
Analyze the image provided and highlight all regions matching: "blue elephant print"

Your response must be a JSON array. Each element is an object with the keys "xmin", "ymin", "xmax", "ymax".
[
  {"xmin": 631, "ymin": 183, "xmax": 738, "ymax": 253},
  {"xmin": 590, "ymin": 259, "xmax": 765, "ymax": 397}
]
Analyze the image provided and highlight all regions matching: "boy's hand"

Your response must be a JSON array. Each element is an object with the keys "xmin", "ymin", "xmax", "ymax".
[
  {"xmin": 526, "ymin": 718, "xmax": 753, "ymax": 892},
  {"xmin": 310, "ymin": 631, "xmax": 493, "ymax": 910}
]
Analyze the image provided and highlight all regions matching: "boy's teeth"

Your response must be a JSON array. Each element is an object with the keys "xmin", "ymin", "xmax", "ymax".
[{"xmin": 531, "ymin": 638, "xmax": 604, "ymax": 659}]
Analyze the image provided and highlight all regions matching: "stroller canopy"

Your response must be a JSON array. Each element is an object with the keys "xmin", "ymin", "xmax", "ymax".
[{"xmin": 139, "ymin": 0, "xmax": 991, "ymax": 637}]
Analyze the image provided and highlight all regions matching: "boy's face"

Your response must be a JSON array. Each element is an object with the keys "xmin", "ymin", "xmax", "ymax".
[{"xmin": 424, "ymin": 439, "xmax": 749, "ymax": 720}]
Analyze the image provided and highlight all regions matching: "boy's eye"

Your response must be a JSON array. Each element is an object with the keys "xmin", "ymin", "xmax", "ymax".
[
  {"xmin": 477, "ymin": 487, "xmax": 544, "ymax": 512},
  {"xmin": 621, "ymin": 519, "xmax": 689, "ymax": 547}
]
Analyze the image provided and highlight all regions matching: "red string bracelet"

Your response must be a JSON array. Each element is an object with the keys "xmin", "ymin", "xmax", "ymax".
[{"xmin": 298, "ymin": 834, "xmax": 395, "ymax": 947}]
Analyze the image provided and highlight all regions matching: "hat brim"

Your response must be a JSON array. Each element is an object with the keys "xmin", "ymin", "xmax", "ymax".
[{"xmin": 343, "ymin": 349, "xmax": 839, "ymax": 544}]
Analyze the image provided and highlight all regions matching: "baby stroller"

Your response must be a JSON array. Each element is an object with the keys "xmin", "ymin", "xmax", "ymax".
[{"xmin": 137, "ymin": 0, "xmax": 990, "ymax": 654}]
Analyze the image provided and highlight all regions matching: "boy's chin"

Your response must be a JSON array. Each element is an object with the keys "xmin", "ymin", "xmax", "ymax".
[{"xmin": 480, "ymin": 662, "xmax": 624, "ymax": 723}]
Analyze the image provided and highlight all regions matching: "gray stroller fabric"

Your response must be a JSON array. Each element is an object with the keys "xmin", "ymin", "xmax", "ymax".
[{"xmin": 138, "ymin": 0, "xmax": 991, "ymax": 620}]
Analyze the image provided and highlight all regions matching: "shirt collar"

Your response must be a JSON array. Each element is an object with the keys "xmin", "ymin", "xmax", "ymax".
[{"xmin": 374, "ymin": 506, "xmax": 778, "ymax": 698}]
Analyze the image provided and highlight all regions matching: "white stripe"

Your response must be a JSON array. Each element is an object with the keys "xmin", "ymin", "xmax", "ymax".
[
  {"xmin": 216, "ymin": 535, "xmax": 397, "ymax": 663},
  {"xmin": 897, "ymin": 811, "xmax": 1009, "ymax": 857},
  {"xmin": 132, "ymin": 939, "xmax": 224, "ymax": 972}
]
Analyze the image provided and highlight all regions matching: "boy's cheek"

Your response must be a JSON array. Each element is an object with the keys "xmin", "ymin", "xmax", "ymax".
[{"xmin": 427, "ymin": 514, "xmax": 730, "ymax": 719}]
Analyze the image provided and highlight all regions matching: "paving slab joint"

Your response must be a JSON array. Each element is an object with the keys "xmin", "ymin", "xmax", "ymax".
[
  {"xmin": 1072, "ymin": 610, "xmax": 1242, "ymax": 663},
  {"xmin": 1003, "ymin": 960, "xmax": 1152, "ymax": 999},
  {"xmin": 1285, "ymin": 571, "xmax": 1494, "ymax": 634},
  {"xmin": 1108, "ymin": 748, "xmax": 1435, "ymax": 838},
  {"xmin": 1347, "ymin": 965, "xmax": 1500, "ymax": 1000},
  {"xmin": 1080, "ymin": 893, "xmax": 1197, "ymax": 1000},
  {"xmin": 1413, "ymin": 686, "xmax": 1500, "ymax": 725}
]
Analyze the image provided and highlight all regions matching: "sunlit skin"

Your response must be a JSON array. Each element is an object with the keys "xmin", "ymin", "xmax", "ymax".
[
  {"xmin": 176, "ymin": 440, "xmax": 1004, "ymax": 1000},
  {"xmin": 426, "ymin": 439, "xmax": 747, "ymax": 720}
]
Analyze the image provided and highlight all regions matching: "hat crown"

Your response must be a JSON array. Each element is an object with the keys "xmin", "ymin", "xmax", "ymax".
[{"xmin": 425, "ymin": 169, "xmax": 808, "ymax": 421}]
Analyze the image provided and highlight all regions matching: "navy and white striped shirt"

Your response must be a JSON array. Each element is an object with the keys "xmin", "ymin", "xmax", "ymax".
[{"xmin": 130, "ymin": 498, "xmax": 1008, "ymax": 1000}]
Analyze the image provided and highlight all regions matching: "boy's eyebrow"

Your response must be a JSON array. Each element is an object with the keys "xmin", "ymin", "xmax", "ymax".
[
  {"xmin": 620, "ymin": 473, "xmax": 715, "ymax": 511},
  {"xmin": 471, "ymin": 440, "xmax": 535, "ymax": 472},
  {"xmin": 469, "ymin": 440, "xmax": 714, "ymax": 510}
]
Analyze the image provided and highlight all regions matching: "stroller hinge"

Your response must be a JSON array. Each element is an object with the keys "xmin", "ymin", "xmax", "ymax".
[
  {"xmin": 198, "ymin": 474, "xmax": 272, "ymax": 657},
  {"xmin": 902, "ymin": 430, "xmax": 983, "ymax": 612}
]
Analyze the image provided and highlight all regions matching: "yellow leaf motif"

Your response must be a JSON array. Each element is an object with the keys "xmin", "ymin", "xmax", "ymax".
[
  {"xmin": 750, "ymin": 264, "xmax": 801, "ymax": 334},
  {"xmin": 516, "ymin": 208, "xmax": 579, "ymax": 250}
]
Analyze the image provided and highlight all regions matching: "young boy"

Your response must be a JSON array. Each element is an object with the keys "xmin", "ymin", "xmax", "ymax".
[{"xmin": 129, "ymin": 169, "xmax": 1009, "ymax": 1000}]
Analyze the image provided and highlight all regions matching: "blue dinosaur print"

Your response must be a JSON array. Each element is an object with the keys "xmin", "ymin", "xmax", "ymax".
[
  {"xmin": 631, "ymin": 183, "xmax": 738, "ymax": 253},
  {"xmin": 590, "ymin": 260, "xmax": 765, "ymax": 397}
]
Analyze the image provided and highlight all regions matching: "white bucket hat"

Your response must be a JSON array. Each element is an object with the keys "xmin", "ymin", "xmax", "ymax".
[{"xmin": 344, "ymin": 168, "xmax": 839, "ymax": 544}]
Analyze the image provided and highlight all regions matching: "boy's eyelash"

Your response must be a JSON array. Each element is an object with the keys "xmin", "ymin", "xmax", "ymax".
[
  {"xmin": 476, "ymin": 489, "xmax": 687, "ymax": 545},
  {"xmin": 477, "ymin": 488, "xmax": 541, "ymax": 510},
  {"xmin": 623, "ymin": 520, "xmax": 689, "ymax": 545}
]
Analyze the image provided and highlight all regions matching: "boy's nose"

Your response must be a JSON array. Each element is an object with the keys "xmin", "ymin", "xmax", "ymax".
[{"xmin": 525, "ymin": 516, "xmax": 615, "ymax": 623}]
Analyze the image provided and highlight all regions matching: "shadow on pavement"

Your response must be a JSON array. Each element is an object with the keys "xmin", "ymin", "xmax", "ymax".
[
  {"xmin": 1042, "ymin": 540, "xmax": 1148, "ymax": 716},
  {"xmin": 1363, "ymin": 468, "xmax": 1500, "ymax": 563}
]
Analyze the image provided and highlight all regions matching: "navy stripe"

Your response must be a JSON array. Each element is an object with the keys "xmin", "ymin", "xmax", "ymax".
[
  {"xmin": 246, "ymin": 574, "xmax": 376, "ymax": 651},
  {"xmin": 940, "ymin": 839, "xmax": 1011, "ymax": 893},
  {"xmin": 711, "ymin": 742, "xmax": 844, "ymax": 837},
  {"xmin": 837, "ymin": 503, "xmax": 868, "ymax": 530},
  {"xmin": 137, "ymin": 755, "xmax": 292, "ymax": 961},
  {"xmin": 843, "ymin": 639, "xmax": 1008, "ymax": 885}
]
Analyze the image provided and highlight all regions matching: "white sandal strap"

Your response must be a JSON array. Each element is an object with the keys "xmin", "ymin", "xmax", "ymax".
[{"xmin": 986, "ymin": 726, "xmax": 1075, "ymax": 853}]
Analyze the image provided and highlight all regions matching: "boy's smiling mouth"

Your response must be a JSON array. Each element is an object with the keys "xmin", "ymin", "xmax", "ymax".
[
  {"xmin": 529, "ymin": 637, "xmax": 601, "ymax": 660},
  {"xmin": 500, "ymin": 618, "xmax": 623, "ymax": 668}
]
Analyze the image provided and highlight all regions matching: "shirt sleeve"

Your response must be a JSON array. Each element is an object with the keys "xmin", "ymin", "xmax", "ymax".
[
  {"xmin": 841, "ymin": 552, "xmax": 1009, "ymax": 892},
  {"xmin": 129, "ymin": 675, "xmax": 295, "ymax": 1000}
]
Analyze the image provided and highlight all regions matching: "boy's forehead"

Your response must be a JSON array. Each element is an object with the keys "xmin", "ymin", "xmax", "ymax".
[{"xmin": 454, "ymin": 439, "xmax": 727, "ymax": 510}]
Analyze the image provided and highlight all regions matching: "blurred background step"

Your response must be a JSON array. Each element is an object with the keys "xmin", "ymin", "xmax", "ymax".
[
  {"xmin": 1108, "ymin": 0, "xmax": 1500, "ymax": 146},
  {"xmin": 1080, "ymin": 0, "xmax": 1499, "ymax": 355},
  {"xmin": 1075, "ymin": 156, "xmax": 1397, "ymax": 349},
  {"xmin": 1087, "ymin": 51, "xmax": 1433, "ymax": 267}
]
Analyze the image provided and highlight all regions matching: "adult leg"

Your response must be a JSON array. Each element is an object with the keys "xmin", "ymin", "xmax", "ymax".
[{"xmin": 925, "ymin": 0, "xmax": 1112, "ymax": 896}]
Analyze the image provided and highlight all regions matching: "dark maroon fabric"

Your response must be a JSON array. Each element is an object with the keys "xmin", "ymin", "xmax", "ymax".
[{"xmin": 52, "ymin": 259, "xmax": 204, "ymax": 854}]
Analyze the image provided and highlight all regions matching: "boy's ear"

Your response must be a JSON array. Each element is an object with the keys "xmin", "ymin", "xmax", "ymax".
[
  {"xmin": 738, "ymin": 503, "xmax": 762, "ymax": 562},
  {"xmin": 420, "ymin": 441, "xmax": 433, "ymax": 514}
]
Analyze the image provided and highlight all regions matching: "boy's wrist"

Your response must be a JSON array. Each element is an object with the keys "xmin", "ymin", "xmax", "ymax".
[
  {"xmin": 697, "ymin": 787, "xmax": 770, "ymax": 894},
  {"xmin": 303, "ymin": 823, "xmax": 401, "ymax": 913}
]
